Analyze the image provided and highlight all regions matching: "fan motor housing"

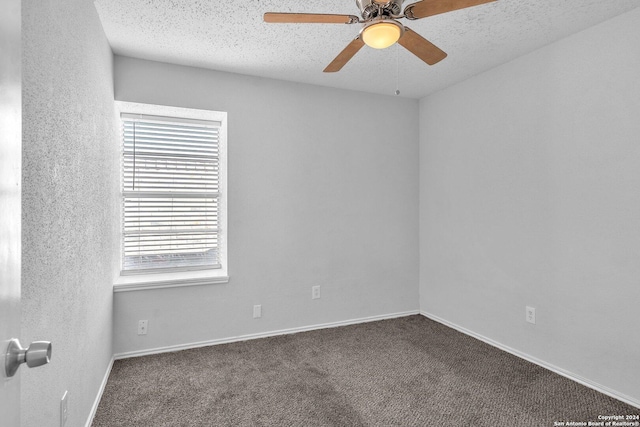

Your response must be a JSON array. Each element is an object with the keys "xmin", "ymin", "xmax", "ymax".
[{"xmin": 356, "ymin": 0, "xmax": 403, "ymax": 20}]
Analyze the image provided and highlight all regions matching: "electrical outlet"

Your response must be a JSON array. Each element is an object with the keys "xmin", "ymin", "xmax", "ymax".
[
  {"xmin": 253, "ymin": 305, "xmax": 262, "ymax": 318},
  {"xmin": 312, "ymin": 285, "xmax": 321, "ymax": 300},
  {"xmin": 138, "ymin": 320, "xmax": 148, "ymax": 335},
  {"xmin": 60, "ymin": 391, "xmax": 68, "ymax": 427},
  {"xmin": 526, "ymin": 306, "xmax": 536, "ymax": 324}
]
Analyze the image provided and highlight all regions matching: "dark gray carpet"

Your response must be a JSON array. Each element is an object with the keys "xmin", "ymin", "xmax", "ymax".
[{"xmin": 92, "ymin": 315, "xmax": 638, "ymax": 426}]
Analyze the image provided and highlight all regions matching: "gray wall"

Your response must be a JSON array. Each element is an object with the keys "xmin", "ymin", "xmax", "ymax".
[
  {"xmin": 419, "ymin": 7, "xmax": 640, "ymax": 405},
  {"xmin": 112, "ymin": 57, "xmax": 420, "ymax": 355},
  {"xmin": 21, "ymin": 0, "xmax": 120, "ymax": 426}
]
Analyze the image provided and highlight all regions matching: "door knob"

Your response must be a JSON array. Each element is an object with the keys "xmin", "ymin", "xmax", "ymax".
[{"xmin": 5, "ymin": 338, "xmax": 52, "ymax": 377}]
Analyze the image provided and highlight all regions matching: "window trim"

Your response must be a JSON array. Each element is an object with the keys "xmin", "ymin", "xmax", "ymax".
[
  {"xmin": 113, "ymin": 269, "xmax": 229, "ymax": 292},
  {"xmin": 114, "ymin": 101, "xmax": 228, "ymax": 291}
]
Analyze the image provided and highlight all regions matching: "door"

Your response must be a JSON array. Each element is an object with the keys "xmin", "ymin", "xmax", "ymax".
[{"xmin": 1, "ymin": 0, "xmax": 22, "ymax": 424}]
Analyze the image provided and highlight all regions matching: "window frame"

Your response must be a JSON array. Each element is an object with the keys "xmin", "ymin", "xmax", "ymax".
[{"xmin": 114, "ymin": 101, "xmax": 228, "ymax": 292}]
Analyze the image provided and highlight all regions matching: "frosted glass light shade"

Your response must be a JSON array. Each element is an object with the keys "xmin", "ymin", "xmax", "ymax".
[{"xmin": 362, "ymin": 21, "xmax": 402, "ymax": 49}]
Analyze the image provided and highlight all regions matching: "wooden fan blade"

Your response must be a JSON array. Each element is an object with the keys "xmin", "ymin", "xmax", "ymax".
[
  {"xmin": 323, "ymin": 36, "xmax": 365, "ymax": 73},
  {"xmin": 398, "ymin": 28, "xmax": 447, "ymax": 65},
  {"xmin": 264, "ymin": 12, "xmax": 359, "ymax": 24},
  {"xmin": 404, "ymin": 0, "xmax": 496, "ymax": 20}
]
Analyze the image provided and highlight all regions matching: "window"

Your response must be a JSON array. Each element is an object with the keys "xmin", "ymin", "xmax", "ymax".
[{"xmin": 117, "ymin": 103, "xmax": 227, "ymax": 282}]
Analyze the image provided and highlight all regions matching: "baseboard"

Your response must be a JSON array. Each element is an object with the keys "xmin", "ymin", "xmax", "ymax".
[
  {"xmin": 85, "ymin": 355, "xmax": 115, "ymax": 427},
  {"xmin": 420, "ymin": 311, "xmax": 640, "ymax": 410},
  {"xmin": 114, "ymin": 310, "xmax": 419, "ymax": 360}
]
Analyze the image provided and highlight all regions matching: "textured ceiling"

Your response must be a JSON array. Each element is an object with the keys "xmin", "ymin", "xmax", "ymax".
[{"xmin": 94, "ymin": 0, "xmax": 640, "ymax": 99}]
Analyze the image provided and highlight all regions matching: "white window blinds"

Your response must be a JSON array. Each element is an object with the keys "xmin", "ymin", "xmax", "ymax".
[{"xmin": 121, "ymin": 113, "xmax": 222, "ymax": 274}]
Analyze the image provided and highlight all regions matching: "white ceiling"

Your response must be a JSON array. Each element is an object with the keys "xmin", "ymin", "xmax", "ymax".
[{"xmin": 94, "ymin": 0, "xmax": 640, "ymax": 99}]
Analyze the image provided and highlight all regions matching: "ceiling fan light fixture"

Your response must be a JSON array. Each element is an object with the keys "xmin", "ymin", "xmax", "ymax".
[{"xmin": 361, "ymin": 20, "xmax": 403, "ymax": 49}]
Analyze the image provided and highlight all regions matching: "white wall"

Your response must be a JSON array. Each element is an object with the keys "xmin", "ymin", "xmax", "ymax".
[
  {"xmin": 419, "ymin": 7, "xmax": 640, "ymax": 405},
  {"xmin": 21, "ymin": 1, "xmax": 120, "ymax": 426},
  {"xmin": 112, "ymin": 57, "xmax": 420, "ymax": 355}
]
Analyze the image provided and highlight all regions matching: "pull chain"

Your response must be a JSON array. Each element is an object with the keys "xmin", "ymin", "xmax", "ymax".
[{"xmin": 395, "ymin": 43, "xmax": 400, "ymax": 96}]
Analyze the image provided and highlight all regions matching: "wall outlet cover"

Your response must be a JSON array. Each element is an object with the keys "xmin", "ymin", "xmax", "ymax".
[
  {"xmin": 138, "ymin": 320, "xmax": 148, "ymax": 335},
  {"xmin": 60, "ymin": 391, "xmax": 68, "ymax": 427},
  {"xmin": 526, "ymin": 306, "xmax": 536, "ymax": 324},
  {"xmin": 312, "ymin": 285, "xmax": 321, "ymax": 300},
  {"xmin": 253, "ymin": 305, "xmax": 262, "ymax": 318}
]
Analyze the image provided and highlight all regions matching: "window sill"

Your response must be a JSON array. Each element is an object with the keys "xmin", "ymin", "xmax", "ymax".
[{"xmin": 113, "ymin": 269, "xmax": 229, "ymax": 292}]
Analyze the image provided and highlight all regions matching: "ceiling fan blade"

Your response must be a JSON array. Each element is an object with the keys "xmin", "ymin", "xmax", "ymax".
[
  {"xmin": 398, "ymin": 28, "xmax": 447, "ymax": 66},
  {"xmin": 323, "ymin": 36, "xmax": 365, "ymax": 73},
  {"xmin": 404, "ymin": 0, "xmax": 496, "ymax": 20},
  {"xmin": 264, "ymin": 12, "xmax": 359, "ymax": 24}
]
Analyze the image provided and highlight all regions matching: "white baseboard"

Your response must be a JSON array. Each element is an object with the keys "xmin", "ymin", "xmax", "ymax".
[
  {"xmin": 85, "ymin": 356, "xmax": 115, "ymax": 427},
  {"xmin": 420, "ymin": 311, "xmax": 640, "ymax": 410},
  {"xmin": 114, "ymin": 310, "xmax": 420, "ymax": 360}
]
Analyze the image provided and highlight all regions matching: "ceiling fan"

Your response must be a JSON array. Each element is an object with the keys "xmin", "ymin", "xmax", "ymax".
[{"xmin": 264, "ymin": 0, "xmax": 497, "ymax": 72}]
